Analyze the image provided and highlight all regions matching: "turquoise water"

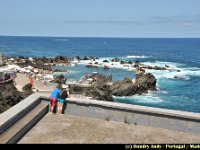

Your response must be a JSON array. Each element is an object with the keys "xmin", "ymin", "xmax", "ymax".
[{"xmin": 53, "ymin": 64, "xmax": 135, "ymax": 82}]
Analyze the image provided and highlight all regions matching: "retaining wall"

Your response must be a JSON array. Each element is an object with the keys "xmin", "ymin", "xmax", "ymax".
[{"xmin": 61, "ymin": 97, "xmax": 200, "ymax": 135}]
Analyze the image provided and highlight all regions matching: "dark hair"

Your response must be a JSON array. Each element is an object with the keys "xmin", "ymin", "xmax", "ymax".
[{"xmin": 57, "ymin": 83, "xmax": 62, "ymax": 89}]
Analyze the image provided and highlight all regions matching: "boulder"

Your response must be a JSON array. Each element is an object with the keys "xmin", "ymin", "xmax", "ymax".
[
  {"xmin": 0, "ymin": 80, "xmax": 33, "ymax": 113},
  {"xmin": 52, "ymin": 75, "xmax": 67, "ymax": 84},
  {"xmin": 111, "ymin": 77, "xmax": 138, "ymax": 96},
  {"xmin": 84, "ymin": 85, "xmax": 113, "ymax": 101},
  {"xmin": 111, "ymin": 73, "xmax": 157, "ymax": 96},
  {"xmin": 69, "ymin": 73, "xmax": 157, "ymax": 100},
  {"xmin": 69, "ymin": 84, "xmax": 93, "ymax": 94},
  {"xmin": 135, "ymin": 73, "xmax": 157, "ymax": 92}
]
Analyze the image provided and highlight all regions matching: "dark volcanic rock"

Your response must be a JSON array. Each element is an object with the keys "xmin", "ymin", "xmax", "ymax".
[
  {"xmin": 33, "ymin": 58, "xmax": 52, "ymax": 70},
  {"xmin": 111, "ymin": 77, "xmax": 138, "ymax": 96},
  {"xmin": 111, "ymin": 58, "xmax": 120, "ymax": 62},
  {"xmin": 70, "ymin": 73, "xmax": 157, "ymax": 100},
  {"xmin": 53, "ymin": 69, "xmax": 68, "ymax": 72},
  {"xmin": 51, "ymin": 75, "xmax": 67, "ymax": 84},
  {"xmin": 0, "ymin": 81, "xmax": 22, "ymax": 113},
  {"xmin": 141, "ymin": 65, "xmax": 167, "ymax": 71},
  {"xmin": 0, "ymin": 80, "xmax": 33, "ymax": 113},
  {"xmin": 69, "ymin": 83, "xmax": 113, "ymax": 101},
  {"xmin": 111, "ymin": 73, "xmax": 157, "ymax": 96},
  {"xmin": 87, "ymin": 74, "xmax": 113, "ymax": 100},
  {"xmin": 69, "ymin": 84, "xmax": 93, "ymax": 94},
  {"xmin": 82, "ymin": 56, "xmax": 90, "ymax": 60},
  {"xmin": 85, "ymin": 85, "xmax": 113, "ymax": 101},
  {"xmin": 103, "ymin": 60, "xmax": 109, "ymax": 63},
  {"xmin": 69, "ymin": 73, "xmax": 113, "ymax": 101},
  {"xmin": 22, "ymin": 83, "xmax": 34, "ymax": 97},
  {"xmin": 135, "ymin": 73, "xmax": 157, "ymax": 92},
  {"xmin": 0, "ymin": 80, "xmax": 23, "ymax": 112}
]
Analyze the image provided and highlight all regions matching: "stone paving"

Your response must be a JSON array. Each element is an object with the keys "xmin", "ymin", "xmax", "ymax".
[{"xmin": 19, "ymin": 113, "xmax": 200, "ymax": 144}]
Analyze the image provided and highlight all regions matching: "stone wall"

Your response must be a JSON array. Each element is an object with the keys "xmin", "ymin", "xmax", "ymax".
[{"xmin": 63, "ymin": 97, "xmax": 200, "ymax": 135}]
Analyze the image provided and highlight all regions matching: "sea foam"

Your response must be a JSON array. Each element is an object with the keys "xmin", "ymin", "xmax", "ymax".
[{"xmin": 113, "ymin": 93, "xmax": 163, "ymax": 104}]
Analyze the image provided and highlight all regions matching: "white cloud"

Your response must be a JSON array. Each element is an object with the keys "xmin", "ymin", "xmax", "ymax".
[{"xmin": 183, "ymin": 22, "xmax": 194, "ymax": 26}]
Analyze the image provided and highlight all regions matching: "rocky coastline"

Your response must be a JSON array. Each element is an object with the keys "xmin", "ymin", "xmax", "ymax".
[
  {"xmin": 1, "ymin": 55, "xmax": 164, "ymax": 113},
  {"xmin": 69, "ymin": 72, "xmax": 157, "ymax": 101}
]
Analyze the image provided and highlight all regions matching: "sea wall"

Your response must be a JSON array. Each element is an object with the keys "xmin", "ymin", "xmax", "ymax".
[
  {"xmin": 1, "ymin": 93, "xmax": 200, "ymax": 135},
  {"xmin": 62, "ymin": 97, "xmax": 200, "ymax": 135}
]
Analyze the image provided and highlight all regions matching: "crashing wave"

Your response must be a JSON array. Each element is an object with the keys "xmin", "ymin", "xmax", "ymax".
[{"xmin": 113, "ymin": 93, "xmax": 163, "ymax": 104}]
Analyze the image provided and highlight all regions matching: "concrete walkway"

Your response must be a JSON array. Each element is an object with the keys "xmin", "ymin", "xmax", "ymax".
[
  {"xmin": 19, "ymin": 113, "xmax": 200, "ymax": 144},
  {"xmin": 15, "ymin": 73, "xmax": 56, "ymax": 92}
]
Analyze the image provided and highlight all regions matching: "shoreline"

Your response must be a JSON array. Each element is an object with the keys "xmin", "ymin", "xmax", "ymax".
[{"xmin": 1, "ymin": 55, "xmax": 184, "ymax": 96}]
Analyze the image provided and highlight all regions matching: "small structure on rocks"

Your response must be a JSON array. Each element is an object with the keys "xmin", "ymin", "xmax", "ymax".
[{"xmin": 0, "ymin": 52, "xmax": 5, "ymax": 66}]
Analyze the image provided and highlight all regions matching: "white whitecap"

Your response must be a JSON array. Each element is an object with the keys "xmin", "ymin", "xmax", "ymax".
[
  {"xmin": 114, "ymin": 93, "xmax": 163, "ymax": 104},
  {"xmin": 142, "ymin": 61, "xmax": 200, "ymax": 80},
  {"xmin": 158, "ymin": 90, "xmax": 168, "ymax": 94},
  {"xmin": 143, "ymin": 61, "xmax": 182, "ymax": 69},
  {"xmin": 54, "ymin": 38, "xmax": 69, "ymax": 42},
  {"xmin": 127, "ymin": 55, "xmax": 149, "ymax": 59}
]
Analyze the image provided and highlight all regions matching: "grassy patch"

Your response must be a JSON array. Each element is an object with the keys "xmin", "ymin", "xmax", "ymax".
[{"xmin": 124, "ymin": 115, "xmax": 131, "ymax": 124}]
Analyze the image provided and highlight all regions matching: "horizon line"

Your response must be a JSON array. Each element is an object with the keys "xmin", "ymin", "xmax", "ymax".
[{"xmin": 0, "ymin": 35, "xmax": 200, "ymax": 39}]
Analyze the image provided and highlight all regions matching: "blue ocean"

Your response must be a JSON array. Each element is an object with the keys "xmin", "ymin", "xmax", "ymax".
[{"xmin": 0, "ymin": 36, "xmax": 200, "ymax": 113}]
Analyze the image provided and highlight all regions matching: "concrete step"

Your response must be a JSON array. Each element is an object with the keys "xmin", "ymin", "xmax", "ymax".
[{"xmin": 0, "ymin": 102, "xmax": 49, "ymax": 144}]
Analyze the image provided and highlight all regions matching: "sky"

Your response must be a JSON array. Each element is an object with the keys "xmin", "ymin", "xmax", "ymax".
[{"xmin": 0, "ymin": 0, "xmax": 200, "ymax": 38}]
